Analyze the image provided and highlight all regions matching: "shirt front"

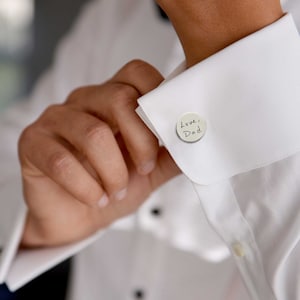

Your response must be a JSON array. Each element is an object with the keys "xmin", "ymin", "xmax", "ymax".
[
  {"xmin": 137, "ymin": 13, "xmax": 300, "ymax": 299},
  {"xmin": 0, "ymin": 1, "xmax": 300, "ymax": 300}
]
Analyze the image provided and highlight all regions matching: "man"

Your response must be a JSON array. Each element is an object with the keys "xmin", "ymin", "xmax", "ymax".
[{"xmin": 1, "ymin": 0, "xmax": 300, "ymax": 299}]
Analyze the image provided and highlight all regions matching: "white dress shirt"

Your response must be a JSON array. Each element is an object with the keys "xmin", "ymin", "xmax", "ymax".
[{"xmin": 0, "ymin": 0, "xmax": 300, "ymax": 299}]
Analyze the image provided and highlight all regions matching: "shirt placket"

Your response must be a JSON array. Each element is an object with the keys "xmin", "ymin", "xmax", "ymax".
[
  {"xmin": 126, "ymin": 210, "xmax": 169, "ymax": 300},
  {"xmin": 192, "ymin": 180, "xmax": 276, "ymax": 300}
]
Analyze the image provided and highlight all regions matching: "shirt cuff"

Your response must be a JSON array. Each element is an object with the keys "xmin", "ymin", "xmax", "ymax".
[
  {"xmin": 0, "ymin": 177, "xmax": 26, "ymax": 285},
  {"xmin": 6, "ymin": 230, "xmax": 105, "ymax": 291},
  {"xmin": 137, "ymin": 14, "xmax": 300, "ymax": 185},
  {"xmin": 0, "ymin": 177, "xmax": 105, "ymax": 292}
]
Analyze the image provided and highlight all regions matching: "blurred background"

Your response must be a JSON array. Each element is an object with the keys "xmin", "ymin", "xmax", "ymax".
[
  {"xmin": 0, "ymin": 1, "xmax": 90, "ymax": 299},
  {"xmin": 0, "ymin": 0, "xmax": 33, "ymax": 109},
  {"xmin": 1, "ymin": 0, "xmax": 298, "ymax": 112},
  {"xmin": 0, "ymin": 0, "xmax": 89, "ymax": 110}
]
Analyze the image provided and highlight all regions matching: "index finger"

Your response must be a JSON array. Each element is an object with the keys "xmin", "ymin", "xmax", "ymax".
[{"xmin": 111, "ymin": 59, "xmax": 164, "ymax": 95}]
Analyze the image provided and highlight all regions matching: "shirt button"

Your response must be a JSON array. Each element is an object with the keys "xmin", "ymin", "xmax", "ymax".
[
  {"xmin": 151, "ymin": 207, "xmax": 162, "ymax": 217},
  {"xmin": 134, "ymin": 289, "xmax": 145, "ymax": 299},
  {"xmin": 176, "ymin": 112, "xmax": 207, "ymax": 143},
  {"xmin": 232, "ymin": 242, "xmax": 246, "ymax": 258}
]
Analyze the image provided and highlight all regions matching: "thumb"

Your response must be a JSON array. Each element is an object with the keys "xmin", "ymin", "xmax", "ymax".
[{"xmin": 149, "ymin": 147, "xmax": 181, "ymax": 191}]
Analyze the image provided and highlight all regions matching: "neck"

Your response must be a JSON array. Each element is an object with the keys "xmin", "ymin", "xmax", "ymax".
[{"xmin": 156, "ymin": 0, "xmax": 283, "ymax": 67}]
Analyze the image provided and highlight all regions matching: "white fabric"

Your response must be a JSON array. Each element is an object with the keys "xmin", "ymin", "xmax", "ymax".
[{"xmin": 0, "ymin": 0, "xmax": 300, "ymax": 299}]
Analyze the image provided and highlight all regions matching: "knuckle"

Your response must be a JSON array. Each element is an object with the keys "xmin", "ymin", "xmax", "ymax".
[
  {"xmin": 42, "ymin": 104, "xmax": 62, "ymax": 117},
  {"xmin": 66, "ymin": 86, "xmax": 88, "ymax": 104},
  {"xmin": 124, "ymin": 59, "xmax": 148, "ymax": 74},
  {"xmin": 18, "ymin": 124, "xmax": 40, "ymax": 156},
  {"xmin": 19, "ymin": 124, "xmax": 35, "ymax": 147},
  {"xmin": 39, "ymin": 104, "xmax": 64, "ymax": 128},
  {"xmin": 48, "ymin": 151, "xmax": 73, "ymax": 177},
  {"xmin": 111, "ymin": 84, "xmax": 136, "ymax": 112},
  {"xmin": 85, "ymin": 122, "xmax": 111, "ymax": 144}
]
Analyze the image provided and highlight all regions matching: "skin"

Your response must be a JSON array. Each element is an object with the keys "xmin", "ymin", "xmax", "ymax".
[
  {"xmin": 157, "ymin": 0, "xmax": 283, "ymax": 67},
  {"xmin": 20, "ymin": 61, "xmax": 180, "ymax": 247},
  {"xmin": 19, "ymin": 0, "xmax": 284, "ymax": 247}
]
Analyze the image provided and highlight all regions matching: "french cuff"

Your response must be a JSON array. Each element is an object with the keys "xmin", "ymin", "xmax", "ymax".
[
  {"xmin": 5, "ymin": 230, "xmax": 105, "ymax": 291},
  {"xmin": 0, "ymin": 177, "xmax": 26, "ymax": 285},
  {"xmin": 0, "ymin": 177, "xmax": 105, "ymax": 292},
  {"xmin": 137, "ymin": 14, "xmax": 300, "ymax": 185}
]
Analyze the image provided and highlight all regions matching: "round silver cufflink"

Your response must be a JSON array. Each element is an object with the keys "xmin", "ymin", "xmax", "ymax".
[{"xmin": 176, "ymin": 112, "xmax": 207, "ymax": 143}]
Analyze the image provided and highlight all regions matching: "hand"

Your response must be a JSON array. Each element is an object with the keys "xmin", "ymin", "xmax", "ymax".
[
  {"xmin": 19, "ymin": 60, "xmax": 180, "ymax": 247},
  {"xmin": 157, "ymin": 0, "xmax": 283, "ymax": 67}
]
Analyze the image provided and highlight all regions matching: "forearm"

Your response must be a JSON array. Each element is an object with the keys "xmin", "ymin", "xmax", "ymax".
[{"xmin": 157, "ymin": 0, "xmax": 283, "ymax": 67}]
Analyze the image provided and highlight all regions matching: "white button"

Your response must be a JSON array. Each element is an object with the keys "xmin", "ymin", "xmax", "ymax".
[
  {"xmin": 232, "ymin": 242, "xmax": 246, "ymax": 258},
  {"xmin": 176, "ymin": 113, "xmax": 207, "ymax": 143}
]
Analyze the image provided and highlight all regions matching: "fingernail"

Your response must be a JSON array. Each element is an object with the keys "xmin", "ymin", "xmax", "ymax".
[
  {"xmin": 138, "ymin": 160, "xmax": 156, "ymax": 175},
  {"xmin": 113, "ymin": 188, "xmax": 127, "ymax": 201},
  {"xmin": 98, "ymin": 194, "xmax": 109, "ymax": 208}
]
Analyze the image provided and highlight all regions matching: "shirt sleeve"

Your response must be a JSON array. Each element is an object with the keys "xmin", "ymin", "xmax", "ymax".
[
  {"xmin": 0, "ymin": 0, "xmax": 117, "ymax": 291},
  {"xmin": 137, "ymin": 14, "xmax": 300, "ymax": 299}
]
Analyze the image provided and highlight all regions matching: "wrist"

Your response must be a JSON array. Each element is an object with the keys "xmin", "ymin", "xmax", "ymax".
[{"xmin": 157, "ymin": 0, "xmax": 284, "ymax": 67}]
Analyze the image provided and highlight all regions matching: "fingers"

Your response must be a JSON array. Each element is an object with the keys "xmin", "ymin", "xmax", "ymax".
[
  {"xmin": 110, "ymin": 60, "xmax": 164, "ymax": 172},
  {"xmin": 19, "ymin": 127, "xmax": 104, "ymax": 207},
  {"xmin": 20, "ymin": 60, "xmax": 165, "ymax": 210},
  {"xmin": 110, "ymin": 90, "xmax": 159, "ymax": 174},
  {"xmin": 67, "ymin": 60, "xmax": 164, "ymax": 175},
  {"xmin": 18, "ymin": 59, "xmax": 177, "ymax": 248},
  {"xmin": 65, "ymin": 83, "xmax": 139, "ymax": 131},
  {"xmin": 37, "ymin": 105, "xmax": 129, "ymax": 202},
  {"xmin": 112, "ymin": 59, "xmax": 164, "ymax": 94}
]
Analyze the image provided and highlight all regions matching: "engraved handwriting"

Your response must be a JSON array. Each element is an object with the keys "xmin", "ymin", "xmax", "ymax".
[
  {"xmin": 180, "ymin": 119, "xmax": 201, "ymax": 128},
  {"xmin": 183, "ymin": 128, "xmax": 202, "ymax": 138}
]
